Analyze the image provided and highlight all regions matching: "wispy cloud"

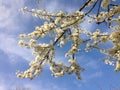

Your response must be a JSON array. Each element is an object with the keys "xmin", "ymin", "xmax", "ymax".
[
  {"xmin": 73, "ymin": 70, "xmax": 103, "ymax": 87},
  {"xmin": 0, "ymin": 72, "xmax": 66, "ymax": 90},
  {"xmin": 0, "ymin": 0, "xmax": 35, "ymax": 63},
  {"xmin": 0, "ymin": 0, "xmax": 23, "ymax": 30},
  {"xmin": 0, "ymin": 0, "xmax": 31, "ymax": 34},
  {"xmin": 0, "ymin": 83, "xmax": 6, "ymax": 90},
  {"xmin": 0, "ymin": 33, "xmax": 34, "ymax": 61},
  {"xmin": 84, "ymin": 60, "xmax": 100, "ymax": 70},
  {"xmin": 21, "ymin": 0, "xmax": 78, "ymax": 14},
  {"xmin": 42, "ymin": 0, "xmax": 77, "ymax": 13},
  {"xmin": 87, "ymin": 71, "xmax": 103, "ymax": 79}
]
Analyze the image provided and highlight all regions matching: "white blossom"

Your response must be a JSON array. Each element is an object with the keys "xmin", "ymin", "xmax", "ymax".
[{"xmin": 17, "ymin": 1, "xmax": 120, "ymax": 80}]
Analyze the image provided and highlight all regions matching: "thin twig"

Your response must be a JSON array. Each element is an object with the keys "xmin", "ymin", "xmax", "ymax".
[
  {"xmin": 97, "ymin": 0, "xmax": 102, "ymax": 16},
  {"xmin": 79, "ymin": 0, "xmax": 92, "ymax": 11},
  {"xmin": 85, "ymin": 0, "xmax": 99, "ymax": 15}
]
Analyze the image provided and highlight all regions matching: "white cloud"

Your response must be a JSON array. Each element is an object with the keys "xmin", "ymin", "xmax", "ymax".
[
  {"xmin": 0, "ymin": 0, "xmax": 24, "ymax": 30},
  {"xmin": 0, "ymin": 0, "xmax": 35, "ymax": 62},
  {"xmin": 0, "ymin": 72, "xmax": 66, "ymax": 90},
  {"xmin": 87, "ymin": 71, "xmax": 103, "ymax": 79},
  {"xmin": 42, "ymin": 1, "xmax": 77, "ymax": 13},
  {"xmin": 73, "ymin": 71, "xmax": 103, "ymax": 88},
  {"xmin": 0, "ymin": 33, "xmax": 34, "ymax": 61},
  {"xmin": 3, "ymin": 81, "xmax": 66, "ymax": 90},
  {"xmin": 84, "ymin": 60, "xmax": 100, "ymax": 69},
  {"xmin": 23, "ymin": 82, "xmax": 66, "ymax": 90},
  {"xmin": 0, "ymin": 0, "xmax": 31, "ymax": 33},
  {"xmin": 0, "ymin": 83, "xmax": 6, "ymax": 90}
]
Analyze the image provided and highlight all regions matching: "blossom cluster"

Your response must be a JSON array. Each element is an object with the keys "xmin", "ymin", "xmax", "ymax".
[{"xmin": 17, "ymin": 0, "xmax": 120, "ymax": 80}]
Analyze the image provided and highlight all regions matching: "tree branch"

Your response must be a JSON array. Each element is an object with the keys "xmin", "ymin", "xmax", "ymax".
[{"xmin": 79, "ymin": 0, "xmax": 92, "ymax": 11}]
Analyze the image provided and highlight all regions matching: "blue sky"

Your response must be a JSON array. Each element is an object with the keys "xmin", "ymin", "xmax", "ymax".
[{"xmin": 0, "ymin": 0, "xmax": 120, "ymax": 90}]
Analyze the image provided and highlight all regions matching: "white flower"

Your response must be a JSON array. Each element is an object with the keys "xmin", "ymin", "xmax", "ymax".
[
  {"xmin": 34, "ymin": 69, "xmax": 42, "ymax": 75},
  {"xmin": 36, "ymin": 10, "xmax": 41, "ymax": 14},
  {"xmin": 18, "ymin": 40, "xmax": 25, "ymax": 46},
  {"xmin": 54, "ymin": 71, "xmax": 64, "ymax": 77},
  {"xmin": 35, "ymin": 26, "xmax": 40, "ymax": 30},
  {"xmin": 35, "ymin": 55, "xmax": 41, "ymax": 61},
  {"xmin": 44, "ymin": 22, "xmax": 50, "ymax": 30},
  {"xmin": 117, "ymin": 16, "xmax": 120, "ymax": 26},
  {"xmin": 30, "ymin": 39, "xmax": 37, "ymax": 44},
  {"xmin": 115, "ymin": 60, "xmax": 120, "ymax": 72},
  {"xmin": 101, "ymin": 0, "xmax": 110, "ymax": 9},
  {"xmin": 68, "ymin": 59, "xmax": 76, "ymax": 64},
  {"xmin": 19, "ymin": 34, "xmax": 26, "ymax": 38}
]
